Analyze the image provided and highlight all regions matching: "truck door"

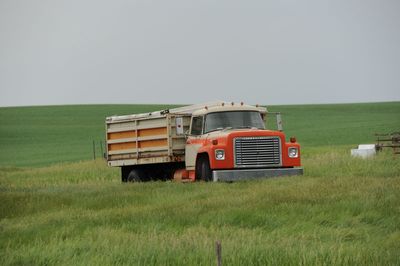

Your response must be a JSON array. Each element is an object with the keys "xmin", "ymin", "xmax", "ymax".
[{"xmin": 185, "ymin": 116, "xmax": 204, "ymax": 170}]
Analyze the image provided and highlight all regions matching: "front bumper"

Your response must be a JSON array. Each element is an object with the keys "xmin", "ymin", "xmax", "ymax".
[{"xmin": 212, "ymin": 168, "xmax": 303, "ymax": 182}]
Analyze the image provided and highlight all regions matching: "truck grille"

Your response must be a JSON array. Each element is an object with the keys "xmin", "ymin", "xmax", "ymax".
[{"xmin": 234, "ymin": 137, "xmax": 281, "ymax": 167}]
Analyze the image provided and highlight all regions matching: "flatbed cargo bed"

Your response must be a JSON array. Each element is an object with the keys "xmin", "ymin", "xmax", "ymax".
[{"xmin": 106, "ymin": 108, "xmax": 191, "ymax": 167}]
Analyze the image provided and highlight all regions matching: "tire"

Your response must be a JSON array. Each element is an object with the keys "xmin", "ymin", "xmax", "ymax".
[
  {"xmin": 195, "ymin": 156, "xmax": 212, "ymax": 182},
  {"xmin": 121, "ymin": 167, "xmax": 129, "ymax": 182},
  {"xmin": 127, "ymin": 169, "xmax": 146, "ymax": 182}
]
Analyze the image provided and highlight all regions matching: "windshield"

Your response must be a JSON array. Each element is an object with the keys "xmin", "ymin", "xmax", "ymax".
[{"xmin": 204, "ymin": 111, "xmax": 265, "ymax": 133}]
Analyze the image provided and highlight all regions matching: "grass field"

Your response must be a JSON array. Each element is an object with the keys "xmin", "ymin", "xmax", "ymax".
[{"xmin": 0, "ymin": 102, "xmax": 400, "ymax": 265}]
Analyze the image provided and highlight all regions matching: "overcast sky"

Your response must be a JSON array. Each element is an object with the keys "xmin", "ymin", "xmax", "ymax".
[{"xmin": 0, "ymin": 0, "xmax": 399, "ymax": 107}]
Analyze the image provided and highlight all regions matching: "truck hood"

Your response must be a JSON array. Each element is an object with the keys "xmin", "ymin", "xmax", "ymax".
[{"xmin": 205, "ymin": 128, "xmax": 286, "ymax": 141}]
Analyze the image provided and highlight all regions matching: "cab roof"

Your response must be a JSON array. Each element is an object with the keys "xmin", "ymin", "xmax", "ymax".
[
  {"xmin": 192, "ymin": 103, "xmax": 266, "ymax": 116},
  {"xmin": 107, "ymin": 101, "xmax": 267, "ymax": 123}
]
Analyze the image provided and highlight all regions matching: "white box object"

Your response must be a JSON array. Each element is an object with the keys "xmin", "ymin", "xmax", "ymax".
[
  {"xmin": 358, "ymin": 144, "xmax": 376, "ymax": 150},
  {"xmin": 351, "ymin": 144, "xmax": 376, "ymax": 159}
]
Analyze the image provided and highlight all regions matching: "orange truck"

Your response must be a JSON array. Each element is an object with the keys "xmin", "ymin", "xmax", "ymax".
[{"xmin": 105, "ymin": 101, "xmax": 303, "ymax": 182}]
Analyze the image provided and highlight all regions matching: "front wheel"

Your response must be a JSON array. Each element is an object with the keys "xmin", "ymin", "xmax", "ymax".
[{"xmin": 195, "ymin": 156, "xmax": 212, "ymax": 182}]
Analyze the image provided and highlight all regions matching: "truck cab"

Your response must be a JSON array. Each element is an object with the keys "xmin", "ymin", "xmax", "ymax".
[{"xmin": 184, "ymin": 103, "xmax": 302, "ymax": 181}]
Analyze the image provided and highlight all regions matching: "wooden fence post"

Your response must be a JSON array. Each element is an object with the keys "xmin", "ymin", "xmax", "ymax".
[
  {"xmin": 99, "ymin": 140, "xmax": 104, "ymax": 159},
  {"xmin": 92, "ymin": 140, "xmax": 96, "ymax": 160},
  {"xmin": 216, "ymin": 241, "xmax": 222, "ymax": 266}
]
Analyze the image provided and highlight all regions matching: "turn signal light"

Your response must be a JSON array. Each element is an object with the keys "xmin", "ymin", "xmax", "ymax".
[
  {"xmin": 212, "ymin": 139, "xmax": 218, "ymax": 145},
  {"xmin": 290, "ymin": 137, "xmax": 297, "ymax": 143}
]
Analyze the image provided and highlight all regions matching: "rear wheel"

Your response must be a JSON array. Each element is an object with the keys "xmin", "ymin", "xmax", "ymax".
[
  {"xmin": 195, "ymin": 156, "xmax": 212, "ymax": 181},
  {"xmin": 127, "ymin": 169, "xmax": 147, "ymax": 182},
  {"xmin": 121, "ymin": 167, "xmax": 129, "ymax": 182}
]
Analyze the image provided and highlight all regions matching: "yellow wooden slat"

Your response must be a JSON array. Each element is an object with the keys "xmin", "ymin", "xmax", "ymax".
[
  {"xmin": 107, "ymin": 128, "xmax": 168, "ymax": 152},
  {"xmin": 138, "ymin": 127, "xmax": 167, "ymax": 137},
  {"xmin": 107, "ymin": 131, "xmax": 136, "ymax": 140},
  {"xmin": 139, "ymin": 139, "xmax": 168, "ymax": 148},
  {"xmin": 108, "ymin": 142, "xmax": 136, "ymax": 151}
]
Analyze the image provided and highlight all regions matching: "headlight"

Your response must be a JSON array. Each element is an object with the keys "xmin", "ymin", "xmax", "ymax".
[
  {"xmin": 288, "ymin": 147, "xmax": 298, "ymax": 158},
  {"xmin": 215, "ymin": 149, "xmax": 225, "ymax": 160}
]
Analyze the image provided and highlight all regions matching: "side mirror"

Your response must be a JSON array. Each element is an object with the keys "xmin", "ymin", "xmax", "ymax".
[
  {"xmin": 266, "ymin": 112, "xmax": 283, "ymax": 131},
  {"xmin": 276, "ymin": 113, "xmax": 283, "ymax": 131}
]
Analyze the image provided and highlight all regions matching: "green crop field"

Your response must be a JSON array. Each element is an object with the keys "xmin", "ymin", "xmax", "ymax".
[
  {"xmin": 0, "ymin": 102, "xmax": 400, "ymax": 265},
  {"xmin": 0, "ymin": 102, "xmax": 399, "ymax": 167}
]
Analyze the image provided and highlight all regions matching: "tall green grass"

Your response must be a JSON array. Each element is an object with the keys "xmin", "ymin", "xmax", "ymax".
[{"xmin": 1, "ymin": 149, "xmax": 399, "ymax": 265}]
